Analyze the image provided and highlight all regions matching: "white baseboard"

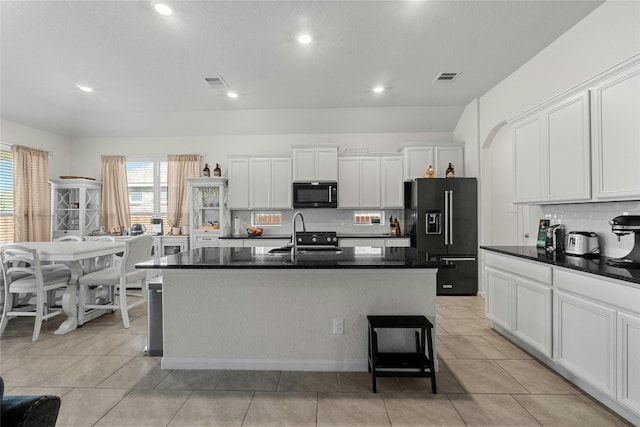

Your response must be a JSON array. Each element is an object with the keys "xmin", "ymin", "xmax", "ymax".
[{"xmin": 161, "ymin": 357, "xmax": 368, "ymax": 372}]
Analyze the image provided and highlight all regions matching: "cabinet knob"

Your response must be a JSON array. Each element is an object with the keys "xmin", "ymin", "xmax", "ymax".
[{"xmin": 524, "ymin": 233, "xmax": 530, "ymax": 238}]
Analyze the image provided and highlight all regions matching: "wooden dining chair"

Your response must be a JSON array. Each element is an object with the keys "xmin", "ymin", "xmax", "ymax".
[
  {"xmin": 77, "ymin": 235, "xmax": 153, "ymax": 328},
  {"xmin": 0, "ymin": 245, "xmax": 71, "ymax": 341}
]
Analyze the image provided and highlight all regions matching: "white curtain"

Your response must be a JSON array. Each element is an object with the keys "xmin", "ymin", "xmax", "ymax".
[
  {"xmin": 101, "ymin": 156, "xmax": 131, "ymax": 229},
  {"xmin": 167, "ymin": 154, "xmax": 201, "ymax": 227},
  {"xmin": 13, "ymin": 145, "xmax": 50, "ymax": 242}
]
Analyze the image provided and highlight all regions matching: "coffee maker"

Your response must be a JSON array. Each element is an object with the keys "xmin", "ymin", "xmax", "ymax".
[
  {"xmin": 545, "ymin": 224, "xmax": 565, "ymax": 253},
  {"xmin": 606, "ymin": 215, "xmax": 640, "ymax": 268}
]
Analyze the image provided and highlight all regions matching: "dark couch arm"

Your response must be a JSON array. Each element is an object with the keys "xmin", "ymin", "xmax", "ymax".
[{"xmin": 1, "ymin": 377, "xmax": 61, "ymax": 427}]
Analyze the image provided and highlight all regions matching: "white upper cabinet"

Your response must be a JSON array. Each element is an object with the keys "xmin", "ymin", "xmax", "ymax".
[
  {"xmin": 249, "ymin": 157, "xmax": 292, "ymax": 209},
  {"xmin": 338, "ymin": 155, "xmax": 403, "ymax": 208},
  {"xmin": 270, "ymin": 157, "xmax": 293, "ymax": 208},
  {"xmin": 547, "ymin": 91, "xmax": 591, "ymax": 201},
  {"xmin": 591, "ymin": 61, "xmax": 640, "ymax": 201},
  {"xmin": 381, "ymin": 155, "xmax": 404, "ymax": 208},
  {"xmin": 249, "ymin": 158, "xmax": 272, "ymax": 209},
  {"xmin": 228, "ymin": 156, "xmax": 292, "ymax": 209},
  {"xmin": 512, "ymin": 91, "xmax": 591, "ymax": 204},
  {"xmin": 511, "ymin": 55, "xmax": 640, "ymax": 204},
  {"xmin": 402, "ymin": 145, "xmax": 464, "ymax": 180},
  {"xmin": 292, "ymin": 146, "xmax": 338, "ymax": 182},
  {"xmin": 512, "ymin": 115, "xmax": 545, "ymax": 203},
  {"xmin": 227, "ymin": 157, "xmax": 250, "ymax": 209},
  {"xmin": 337, "ymin": 157, "xmax": 360, "ymax": 208},
  {"xmin": 358, "ymin": 157, "xmax": 381, "ymax": 208}
]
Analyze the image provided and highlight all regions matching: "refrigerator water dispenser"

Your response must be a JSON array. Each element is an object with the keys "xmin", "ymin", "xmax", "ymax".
[{"xmin": 426, "ymin": 211, "xmax": 441, "ymax": 234}]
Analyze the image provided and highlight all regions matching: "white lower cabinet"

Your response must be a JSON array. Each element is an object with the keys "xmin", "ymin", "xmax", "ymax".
[
  {"xmin": 484, "ymin": 267, "xmax": 513, "ymax": 331},
  {"xmin": 513, "ymin": 276, "xmax": 552, "ymax": 356},
  {"xmin": 618, "ymin": 311, "xmax": 640, "ymax": 414},
  {"xmin": 484, "ymin": 252, "xmax": 552, "ymax": 357},
  {"xmin": 554, "ymin": 289, "xmax": 617, "ymax": 398},
  {"xmin": 484, "ymin": 252, "xmax": 640, "ymax": 424}
]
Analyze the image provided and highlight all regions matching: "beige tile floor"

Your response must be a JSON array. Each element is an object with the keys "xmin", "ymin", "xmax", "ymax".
[{"xmin": 0, "ymin": 296, "xmax": 633, "ymax": 426}]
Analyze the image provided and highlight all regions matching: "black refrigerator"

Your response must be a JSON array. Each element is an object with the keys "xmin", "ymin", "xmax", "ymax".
[{"xmin": 406, "ymin": 178, "xmax": 478, "ymax": 295}]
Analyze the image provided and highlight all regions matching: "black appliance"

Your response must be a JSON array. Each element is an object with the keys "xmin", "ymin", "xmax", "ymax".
[
  {"xmin": 406, "ymin": 178, "xmax": 478, "ymax": 295},
  {"xmin": 545, "ymin": 224, "xmax": 566, "ymax": 253},
  {"xmin": 293, "ymin": 182, "xmax": 337, "ymax": 208},
  {"xmin": 295, "ymin": 231, "xmax": 339, "ymax": 248},
  {"xmin": 607, "ymin": 215, "xmax": 640, "ymax": 267},
  {"xmin": 130, "ymin": 223, "xmax": 146, "ymax": 236}
]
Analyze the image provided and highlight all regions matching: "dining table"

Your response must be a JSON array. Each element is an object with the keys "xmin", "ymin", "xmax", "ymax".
[{"xmin": 6, "ymin": 241, "xmax": 125, "ymax": 335}]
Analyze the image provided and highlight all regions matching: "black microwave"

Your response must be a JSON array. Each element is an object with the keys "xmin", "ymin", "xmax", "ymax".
[{"xmin": 293, "ymin": 182, "xmax": 338, "ymax": 208}]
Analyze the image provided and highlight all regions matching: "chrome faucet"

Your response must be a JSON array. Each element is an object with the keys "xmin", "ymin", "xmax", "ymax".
[{"xmin": 291, "ymin": 211, "xmax": 306, "ymax": 254}]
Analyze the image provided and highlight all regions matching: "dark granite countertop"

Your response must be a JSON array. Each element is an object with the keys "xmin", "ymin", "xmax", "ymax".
[
  {"xmin": 219, "ymin": 234, "xmax": 411, "ymax": 240},
  {"xmin": 220, "ymin": 234, "xmax": 291, "ymax": 240},
  {"xmin": 137, "ymin": 246, "xmax": 451, "ymax": 270},
  {"xmin": 481, "ymin": 246, "xmax": 640, "ymax": 285}
]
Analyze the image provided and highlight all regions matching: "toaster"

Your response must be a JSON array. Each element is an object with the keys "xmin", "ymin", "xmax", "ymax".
[{"xmin": 565, "ymin": 231, "xmax": 600, "ymax": 257}]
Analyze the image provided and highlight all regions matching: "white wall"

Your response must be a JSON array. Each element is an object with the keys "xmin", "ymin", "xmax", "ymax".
[
  {"xmin": 69, "ymin": 132, "xmax": 454, "ymax": 179},
  {"xmin": 0, "ymin": 118, "xmax": 72, "ymax": 179},
  {"xmin": 453, "ymin": 99, "xmax": 479, "ymax": 179}
]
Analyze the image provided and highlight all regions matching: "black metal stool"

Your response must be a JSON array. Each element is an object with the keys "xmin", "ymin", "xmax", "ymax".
[{"xmin": 367, "ymin": 315, "xmax": 436, "ymax": 393}]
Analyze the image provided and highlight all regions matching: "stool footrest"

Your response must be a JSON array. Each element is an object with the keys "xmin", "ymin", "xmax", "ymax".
[{"xmin": 373, "ymin": 352, "xmax": 429, "ymax": 370}]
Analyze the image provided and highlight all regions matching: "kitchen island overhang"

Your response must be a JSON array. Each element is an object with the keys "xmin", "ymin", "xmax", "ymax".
[{"xmin": 137, "ymin": 247, "xmax": 449, "ymax": 371}]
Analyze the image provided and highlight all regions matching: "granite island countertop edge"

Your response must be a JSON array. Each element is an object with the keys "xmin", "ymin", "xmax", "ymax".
[{"xmin": 137, "ymin": 247, "xmax": 450, "ymax": 270}]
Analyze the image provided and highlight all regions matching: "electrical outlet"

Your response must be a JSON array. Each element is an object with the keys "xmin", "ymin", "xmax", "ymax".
[{"xmin": 333, "ymin": 318, "xmax": 344, "ymax": 334}]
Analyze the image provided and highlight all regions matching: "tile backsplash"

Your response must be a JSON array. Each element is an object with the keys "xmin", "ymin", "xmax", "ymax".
[
  {"xmin": 541, "ymin": 201, "xmax": 640, "ymax": 258},
  {"xmin": 231, "ymin": 208, "xmax": 404, "ymax": 236}
]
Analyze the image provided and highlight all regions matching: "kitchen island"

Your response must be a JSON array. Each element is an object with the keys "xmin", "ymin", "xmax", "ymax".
[{"xmin": 137, "ymin": 246, "xmax": 448, "ymax": 371}]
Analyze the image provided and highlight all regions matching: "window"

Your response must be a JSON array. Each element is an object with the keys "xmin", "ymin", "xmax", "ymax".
[
  {"xmin": 126, "ymin": 156, "xmax": 167, "ymax": 231},
  {"xmin": 0, "ymin": 143, "xmax": 13, "ymax": 243}
]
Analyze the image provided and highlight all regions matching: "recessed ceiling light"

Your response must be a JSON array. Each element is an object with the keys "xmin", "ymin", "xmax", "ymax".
[
  {"xmin": 154, "ymin": 2, "xmax": 173, "ymax": 16},
  {"xmin": 297, "ymin": 33, "xmax": 313, "ymax": 44},
  {"xmin": 227, "ymin": 91, "xmax": 238, "ymax": 99},
  {"xmin": 373, "ymin": 86, "xmax": 385, "ymax": 93},
  {"xmin": 77, "ymin": 85, "xmax": 94, "ymax": 93}
]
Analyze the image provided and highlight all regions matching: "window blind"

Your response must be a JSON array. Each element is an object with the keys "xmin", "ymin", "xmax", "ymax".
[
  {"xmin": 126, "ymin": 157, "xmax": 167, "ymax": 231},
  {"xmin": 0, "ymin": 144, "xmax": 13, "ymax": 243}
]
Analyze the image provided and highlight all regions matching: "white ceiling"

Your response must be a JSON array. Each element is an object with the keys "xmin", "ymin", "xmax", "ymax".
[{"xmin": 0, "ymin": 0, "xmax": 603, "ymax": 138}]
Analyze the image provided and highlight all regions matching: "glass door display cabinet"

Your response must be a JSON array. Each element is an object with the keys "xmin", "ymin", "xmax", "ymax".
[
  {"xmin": 188, "ymin": 177, "xmax": 229, "ymax": 249},
  {"xmin": 50, "ymin": 178, "xmax": 101, "ymax": 240}
]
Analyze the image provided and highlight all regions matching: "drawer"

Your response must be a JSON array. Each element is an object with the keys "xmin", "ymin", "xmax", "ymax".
[
  {"xmin": 485, "ymin": 252, "xmax": 552, "ymax": 285},
  {"xmin": 219, "ymin": 240, "xmax": 242, "ymax": 248},
  {"xmin": 554, "ymin": 268, "xmax": 640, "ymax": 314},
  {"xmin": 194, "ymin": 235, "xmax": 219, "ymax": 246},
  {"xmin": 340, "ymin": 238, "xmax": 385, "ymax": 247},
  {"xmin": 385, "ymin": 238, "xmax": 410, "ymax": 248},
  {"xmin": 244, "ymin": 239, "xmax": 290, "ymax": 248}
]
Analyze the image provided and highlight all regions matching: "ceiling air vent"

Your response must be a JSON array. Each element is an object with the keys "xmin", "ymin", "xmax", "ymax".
[
  {"xmin": 433, "ymin": 72, "xmax": 460, "ymax": 83},
  {"xmin": 205, "ymin": 76, "xmax": 230, "ymax": 90}
]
